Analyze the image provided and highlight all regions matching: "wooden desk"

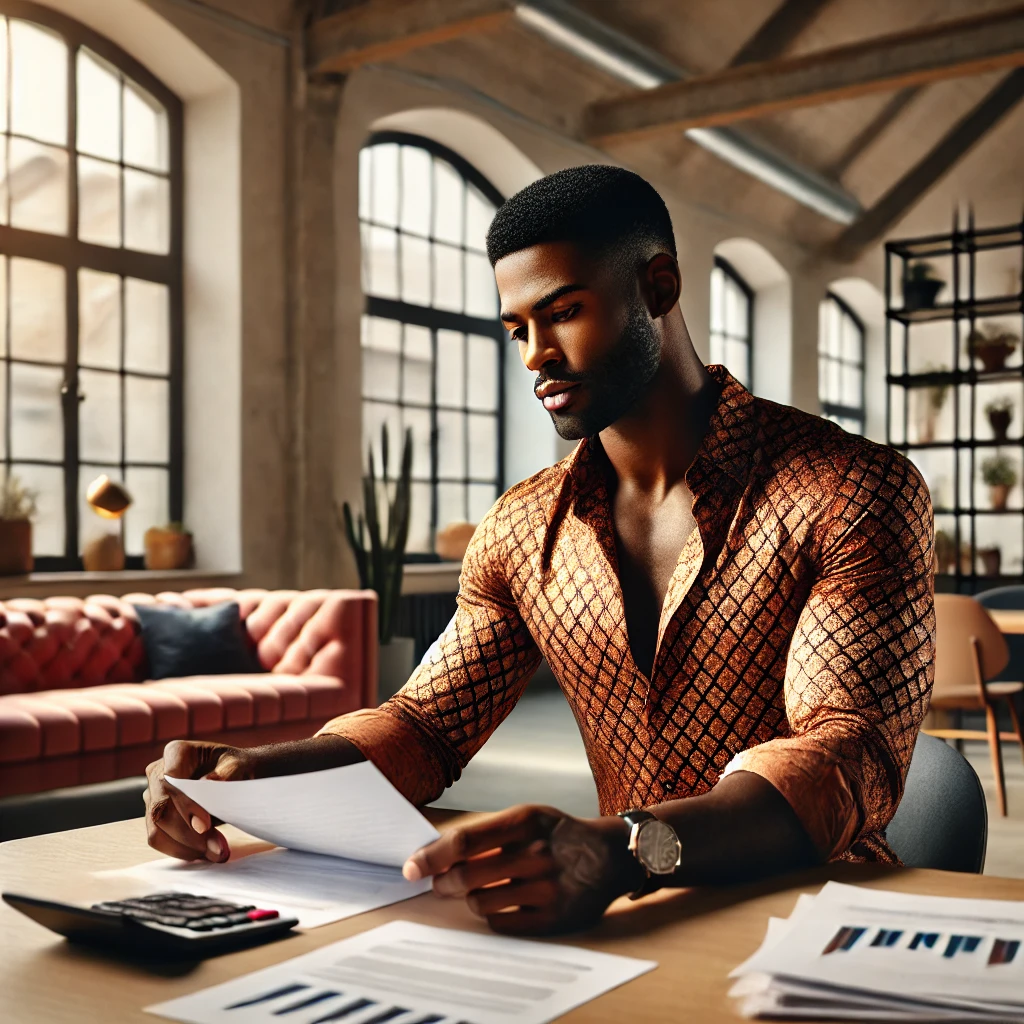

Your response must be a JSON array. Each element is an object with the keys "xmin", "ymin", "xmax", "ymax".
[
  {"xmin": 989, "ymin": 608, "xmax": 1024, "ymax": 634},
  {"xmin": 4, "ymin": 818, "xmax": 1024, "ymax": 1024}
]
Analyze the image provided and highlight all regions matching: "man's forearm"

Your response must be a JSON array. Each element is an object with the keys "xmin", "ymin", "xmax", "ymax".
[
  {"xmin": 243, "ymin": 733, "xmax": 366, "ymax": 777},
  {"xmin": 604, "ymin": 770, "xmax": 822, "ymax": 893}
]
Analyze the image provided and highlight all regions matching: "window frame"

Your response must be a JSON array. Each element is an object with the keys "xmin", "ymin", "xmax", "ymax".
[
  {"xmin": 0, "ymin": 0, "xmax": 183, "ymax": 570},
  {"xmin": 360, "ymin": 130, "xmax": 505, "ymax": 561},
  {"xmin": 710, "ymin": 254, "xmax": 754, "ymax": 389},
  {"xmin": 819, "ymin": 290, "xmax": 866, "ymax": 434}
]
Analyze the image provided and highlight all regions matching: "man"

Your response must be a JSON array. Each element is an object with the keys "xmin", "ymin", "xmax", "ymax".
[{"xmin": 145, "ymin": 166, "xmax": 935, "ymax": 936}]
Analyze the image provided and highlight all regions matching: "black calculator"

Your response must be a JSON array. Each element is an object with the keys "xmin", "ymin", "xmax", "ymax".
[{"xmin": 2, "ymin": 890, "xmax": 300, "ymax": 958}]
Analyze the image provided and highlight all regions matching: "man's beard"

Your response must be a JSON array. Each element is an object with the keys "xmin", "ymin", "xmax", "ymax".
[{"xmin": 545, "ymin": 297, "xmax": 661, "ymax": 440}]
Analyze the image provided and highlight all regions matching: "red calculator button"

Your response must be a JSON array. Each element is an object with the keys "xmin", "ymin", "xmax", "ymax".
[{"xmin": 246, "ymin": 909, "xmax": 279, "ymax": 921}]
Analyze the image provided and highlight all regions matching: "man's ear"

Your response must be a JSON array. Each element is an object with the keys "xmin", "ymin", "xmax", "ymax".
[{"xmin": 643, "ymin": 253, "xmax": 682, "ymax": 318}]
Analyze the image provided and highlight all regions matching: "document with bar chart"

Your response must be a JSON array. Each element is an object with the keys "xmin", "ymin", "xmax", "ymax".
[
  {"xmin": 730, "ymin": 882, "xmax": 1024, "ymax": 1020},
  {"xmin": 147, "ymin": 920, "xmax": 656, "ymax": 1024}
]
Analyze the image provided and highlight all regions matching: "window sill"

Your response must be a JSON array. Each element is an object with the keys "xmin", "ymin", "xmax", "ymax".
[
  {"xmin": 0, "ymin": 570, "xmax": 243, "ymax": 599},
  {"xmin": 401, "ymin": 561, "xmax": 462, "ymax": 595}
]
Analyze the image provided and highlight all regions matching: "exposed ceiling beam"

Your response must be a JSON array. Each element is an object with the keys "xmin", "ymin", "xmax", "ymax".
[
  {"xmin": 514, "ymin": 0, "xmax": 859, "ymax": 223},
  {"xmin": 584, "ymin": 5, "xmax": 1024, "ymax": 147},
  {"xmin": 728, "ymin": 0, "xmax": 834, "ymax": 66},
  {"xmin": 307, "ymin": 0, "xmax": 512, "ymax": 75},
  {"xmin": 830, "ymin": 69, "xmax": 1024, "ymax": 262}
]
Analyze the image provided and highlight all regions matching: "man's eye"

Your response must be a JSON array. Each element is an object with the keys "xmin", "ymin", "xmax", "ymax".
[
  {"xmin": 509, "ymin": 326, "xmax": 527, "ymax": 343},
  {"xmin": 551, "ymin": 304, "xmax": 580, "ymax": 323}
]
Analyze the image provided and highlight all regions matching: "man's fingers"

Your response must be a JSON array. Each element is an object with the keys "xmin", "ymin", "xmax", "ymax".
[
  {"xmin": 466, "ymin": 878, "xmax": 559, "ymax": 918},
  {"xmin": 432, "ymin": 842, "xmax": 553, "ymax": 898},
  {"xmin": 404, "ymin": 806, "xmax": 557, "ymax": 881},
  {"xmin": 487, "ymin": 908, "xmax": 558, "ymax": 937}
]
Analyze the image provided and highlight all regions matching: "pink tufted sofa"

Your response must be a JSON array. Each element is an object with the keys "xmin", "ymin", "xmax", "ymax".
[{"xmin": 0, "ymin": 588, "xmax": 377, "ymax": 799}]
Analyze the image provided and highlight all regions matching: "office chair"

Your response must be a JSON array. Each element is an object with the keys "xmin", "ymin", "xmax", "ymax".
[
  {"xmin": 886, "ymin": 732, "xmax": 987, "ymax": 874},
  {"xmin": 977, "ymin": 585, "xmax": 1024, "ymax": 684}
]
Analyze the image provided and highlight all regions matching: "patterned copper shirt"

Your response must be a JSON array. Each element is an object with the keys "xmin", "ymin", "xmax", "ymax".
[{"xmin": 321, "ymin": 366, "xmax": 935, "ymax": 862}]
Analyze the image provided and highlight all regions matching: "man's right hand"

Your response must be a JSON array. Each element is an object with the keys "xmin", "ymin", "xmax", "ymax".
[
  {"xmin": 144, "ymin": 740, "xmax": 256, "ymax": 863},
  {"xmin": 144, "ymin": 733, "xmax": 366, "ymax": 862}
]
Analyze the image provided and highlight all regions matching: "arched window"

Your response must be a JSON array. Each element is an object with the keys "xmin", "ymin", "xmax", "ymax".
[
  {"xmin": 818, "ymin": 292, "xmax": 865, "ymax": 434},
  {"xmin": 710, "ymin": 255, "xmax": 753, "ymax": 389},
  {"xmin": 0, "ymin": 2, "xmax": 181, "ymax": 570},
  {"xmin": 359, "ymin": 131, "xmax": 504, "ymax": 556}
]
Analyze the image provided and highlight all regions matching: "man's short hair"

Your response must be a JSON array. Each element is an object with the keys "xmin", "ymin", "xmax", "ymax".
[{"xmin": 486, "ymin": 165, "xmax": 677, "ymax": 270}]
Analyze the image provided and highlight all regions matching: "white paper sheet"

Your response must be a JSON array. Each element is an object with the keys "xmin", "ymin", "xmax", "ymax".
[
  {"xmin": 102, "ymin": 848, "xmax": 431, "ymax": 929},
  {"xmin": 146, "ymin": 919, "xmax": 657, "ymax": 1024},
  {"xmin": 164, "ymin": 760, "xmax": 440, "ymax": 867}
]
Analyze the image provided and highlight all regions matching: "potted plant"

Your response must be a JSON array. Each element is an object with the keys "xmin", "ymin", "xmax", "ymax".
[
  {"xmin": 902, "ymin": 261, "xmax": 944, "ymax": 310},
  {"xmin": 978, "ymin": 545, "xmax": 1002, "ymax": 577},
  {"xmin": 985, "ymin": 396, "xmax": 1015, "ymax": 442},
  {"xmin": 341, "ymin": 424, "xmax": 415, "ymax": 703},
  {"xmin": 144, "ymin": 522, "xmax": 194, "ymax": 570},
  {"xmin": 981, "ymin": 452, "xmax": 1018, "ymax": 511},
  {"xmin": 0, "ymin": 472, "xmax": 36, "ymax": 575},
  {"xmin": 966, "ymin": 325, "xmax": 1020, "ymax": 373}
]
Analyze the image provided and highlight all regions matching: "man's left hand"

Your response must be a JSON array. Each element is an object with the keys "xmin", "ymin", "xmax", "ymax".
[{"xmin": 402, "ymin": 804, "xmax": 641, "ymax": 935}]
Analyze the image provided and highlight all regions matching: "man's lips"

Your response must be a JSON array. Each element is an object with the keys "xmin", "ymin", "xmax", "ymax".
[{"xmin": 536, "ymin": 382, "xmax": 581, "ymax": 412}]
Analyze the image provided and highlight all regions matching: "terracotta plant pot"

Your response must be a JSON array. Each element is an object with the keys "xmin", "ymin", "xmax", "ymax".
[
  {"xmin": 990, "ymin": 483, "xmax": 1013, "ymax": 511},
  {"xmin": 144, "ymin": 527, "xmax": 194, "ymax": 570},
  {"xmin": 979, "ymin": 547, "xmax": 1002, "ymax": 577},
  {"xmin": 977, "ymin": 343, "xmax": 1016, "ymax": 373},
  {"xmin": 83, "ymin": 533, "xmax": 125, "ymax": 571},
  {"xmin": 989, "ymin": 407, "xmax": 1013, "ymax": 442},
  {"xmin": 0, "ymin": 519, "xmax": 32, "ymax": 575}
]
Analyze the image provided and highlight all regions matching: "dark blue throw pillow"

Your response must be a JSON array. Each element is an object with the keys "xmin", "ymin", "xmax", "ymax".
[{"xmin": 135, "ymin": 601, "xmax": 263, "ymax": 680}]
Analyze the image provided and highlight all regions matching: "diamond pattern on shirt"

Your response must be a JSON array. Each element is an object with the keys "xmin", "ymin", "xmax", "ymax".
[{"xmin": 321, "ymin": 366, "xmax": 935, "ymax": 863}]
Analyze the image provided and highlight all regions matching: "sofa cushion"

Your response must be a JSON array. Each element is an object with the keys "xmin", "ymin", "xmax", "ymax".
[
  {"xmin": 136, "ymin": 601, "xmax": 261, "ymax": 680},
  {"xmin": 0, "ymin": 674, "xmax": 349, "ymax": 764}
]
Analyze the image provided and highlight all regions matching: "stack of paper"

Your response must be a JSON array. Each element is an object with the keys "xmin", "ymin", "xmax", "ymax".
[{"xmin": 731, "ymin": 881, "xmax": 1024, "ymax": 1021}]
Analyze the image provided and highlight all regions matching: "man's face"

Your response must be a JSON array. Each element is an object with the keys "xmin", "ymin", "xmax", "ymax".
[{"xmin": 495, "ymin": 241, "xmax": 661, "ymax": 440}]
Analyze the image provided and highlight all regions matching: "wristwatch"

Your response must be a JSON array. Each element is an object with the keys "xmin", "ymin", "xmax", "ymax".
[{"xmin": 618, "ymin": 809, "xmax": 682, "ymax": 900}]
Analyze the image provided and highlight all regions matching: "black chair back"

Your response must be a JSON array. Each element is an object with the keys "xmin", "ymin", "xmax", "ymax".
[
  {"xmin": 978, "ymin": 586, "xmax": 1024, "ymax": 684},
  {"xmin": 886, "ymin": 732, "xmax": 987, "ymax": 873}
]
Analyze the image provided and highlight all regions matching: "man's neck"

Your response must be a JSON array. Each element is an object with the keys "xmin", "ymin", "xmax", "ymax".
[{"xmin": 598, "ymin": 319, "xmax": 721, "ymax": 499}]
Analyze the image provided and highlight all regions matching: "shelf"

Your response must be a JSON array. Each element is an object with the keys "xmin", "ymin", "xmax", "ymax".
[
  {"xmin": 887, "ymin": 225, "xmax": 1024, "ymax": 259},
  {"xmin": 887, "ymin": 367, "xmax": 1024, "ymax": 387},
  {"xmin": 933, "ymin": 508, "xmax": 1024, "ymax": 516},
  {"xmin": 887, "ymin": 294, "xmax": 1024, "ymax": 325},
  {"xmin": 896, "ymin": 439, "xmax": 1024, "ymax": 451}
]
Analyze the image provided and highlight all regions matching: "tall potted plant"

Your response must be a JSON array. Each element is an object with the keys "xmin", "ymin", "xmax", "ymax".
[
  {"xmin": 341, "ymin": 424, "xmax": 415, "ymax": 703},
  {"xmin": 0, "ymin": 472, "xmax": 37, "ymax": 575}
]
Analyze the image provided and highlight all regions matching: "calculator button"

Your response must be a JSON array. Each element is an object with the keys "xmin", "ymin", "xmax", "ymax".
[
  {"xmin": 247, "ymin": 909, "xmax": 279, "ymax": 921},
  {"xmin": 184, "ymin": 920, "xmax": 214, "ymax": 931},
  {"xmin": 202, "ymin": 916, "xmax": 231, "ymax": 928},
  {"xmin": 224, "ymin": 912, "xmax": 252, "ymax": 926}
]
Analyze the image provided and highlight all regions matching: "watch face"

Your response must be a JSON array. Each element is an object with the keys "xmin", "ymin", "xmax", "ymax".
[{"xmin": 637, "ymin": 820, "xmax": 681, "ymax": 875}]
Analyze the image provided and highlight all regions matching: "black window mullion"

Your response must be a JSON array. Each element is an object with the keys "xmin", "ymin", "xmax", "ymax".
[{"xmin": 63, "ymin": 38, "xmax": 79, "ymax": 565}]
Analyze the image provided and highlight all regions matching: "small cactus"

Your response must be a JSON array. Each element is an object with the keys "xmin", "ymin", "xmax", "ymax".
[{"xmin": 340, "ymin": 425, "xmax": 412, "ymax": 644}]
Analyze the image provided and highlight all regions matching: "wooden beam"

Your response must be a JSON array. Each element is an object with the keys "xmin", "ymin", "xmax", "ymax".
[
  {"xmin": 307, "ymin": 0, "xmax": 513, "ymax": 75},
  {"xmin": 830, "ymin": 70, "xmax": 1024, "ymax": 262},
  {"xmin": 584, "ymin": 5, "xmax": 1024, "ymax": 146},
  {"xmin": 728, "ymin": 0, "xmax": 834, "ymax": 66}
]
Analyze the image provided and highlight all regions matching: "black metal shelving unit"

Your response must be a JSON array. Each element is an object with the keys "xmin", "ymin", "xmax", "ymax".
[{"xmin": 886, "ymin": 213, "xmax": 1024, "ymax": 593}]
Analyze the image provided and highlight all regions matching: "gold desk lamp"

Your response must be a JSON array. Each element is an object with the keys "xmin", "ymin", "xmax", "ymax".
[{"xmin": 83, "ymin": 474, "xmax": 132, "ymax": 571}]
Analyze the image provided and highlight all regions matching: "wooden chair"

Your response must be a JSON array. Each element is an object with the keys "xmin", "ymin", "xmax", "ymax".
[{"xmin": 927, "ymin": 594, "xmax": 1024, "ymax": 816}]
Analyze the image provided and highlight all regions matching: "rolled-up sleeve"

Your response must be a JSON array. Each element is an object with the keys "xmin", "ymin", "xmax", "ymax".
[
  {"xmin": 723, "ymin": 450, "xmax": 935, "ymax": 860},
  {"xmin": 317, "ymin": 503, "xmax": 542, "ymax": 806}
]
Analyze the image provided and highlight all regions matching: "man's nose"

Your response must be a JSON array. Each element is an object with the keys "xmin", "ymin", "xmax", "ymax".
[{"xmin": 521, "ymin": 323, "xmax": 561, "ymax": 373}]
